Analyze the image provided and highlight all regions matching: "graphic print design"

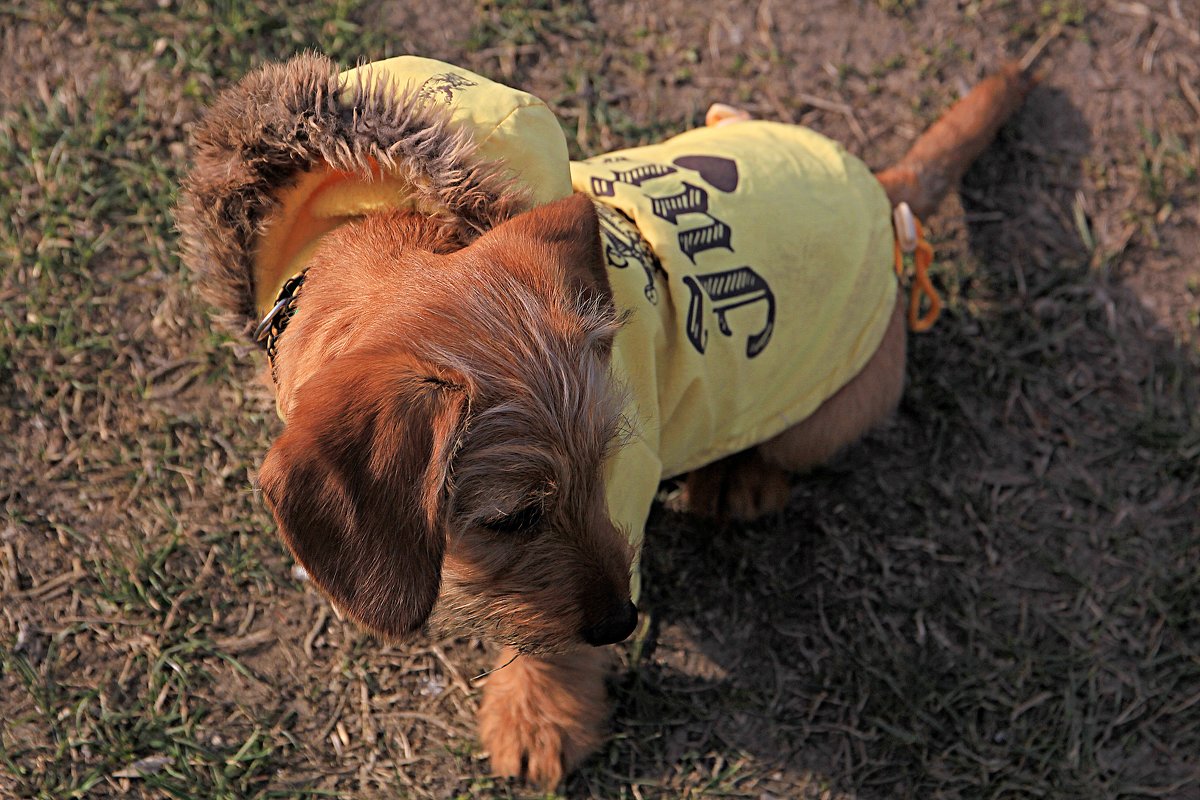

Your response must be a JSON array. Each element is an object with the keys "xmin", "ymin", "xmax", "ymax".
[
  {"xmin": 595, "ymin": 204, "xmax": 664, "ymax": 303},
  {"xmin": 647, "ymin": 182, "xmax": 734, "ymax": 262},
  {"xmin": 683, "ymin": 267, "xmax": 776, "ymax": 358},
  {"xmin": 589, "ymin": 163, "xmax": 678, "ymax": 197},
  {"xmin": 670, "ymin": 156, "xmax": 740, "ymax": 192},
  {"xmin": 417, "ymin": 73, "xmax": 478, "ymax": 104},
  {"xmin": 590, "ymin": 153, "xmax": 776, "ymax": 358}
]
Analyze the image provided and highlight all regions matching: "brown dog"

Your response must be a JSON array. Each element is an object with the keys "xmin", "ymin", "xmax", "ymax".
[{"xmin": 177, "ymin": 55, "xmax": 1030, "ymax": 787}]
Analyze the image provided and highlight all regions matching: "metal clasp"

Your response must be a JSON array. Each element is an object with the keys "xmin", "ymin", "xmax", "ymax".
[
  {"xmin": 254, "ymin": 294, "xmax": 293, "ymax": 344},
  {"xmin": 893, "ymin": 201, "xmax": 918, "ymax": 254}
]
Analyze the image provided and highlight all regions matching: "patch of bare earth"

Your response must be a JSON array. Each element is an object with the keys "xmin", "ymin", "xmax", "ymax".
[{"xmin": 2, "ymin": 1, "xmax": 1197, "ymax": 798}]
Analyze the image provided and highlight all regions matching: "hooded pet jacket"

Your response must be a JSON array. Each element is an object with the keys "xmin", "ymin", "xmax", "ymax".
[{"xmin": 178, "ymin": 56, "xmax": 897, "ymax": 597}]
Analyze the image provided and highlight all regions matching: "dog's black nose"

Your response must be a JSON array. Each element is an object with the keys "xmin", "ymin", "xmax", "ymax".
[{"xmin": 582, "ymin": 601, "xmax": 639, "ymax": 647}]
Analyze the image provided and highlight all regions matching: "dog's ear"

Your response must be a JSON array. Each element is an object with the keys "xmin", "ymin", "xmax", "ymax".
[
  {"xmin": 499, "ymin": 193, "xmax": 611, "ymax": 307},
  {"xmin": 258, "ymin": 350, "xmax": 469, "ymax": 640}
]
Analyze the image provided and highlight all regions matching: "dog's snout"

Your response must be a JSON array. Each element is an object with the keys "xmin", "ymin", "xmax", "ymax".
[{"xmin": 581, "ymin": 600, "xmax": 638, "ymax": 647}]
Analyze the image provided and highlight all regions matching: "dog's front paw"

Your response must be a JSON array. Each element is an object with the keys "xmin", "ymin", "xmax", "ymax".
[{"xmin": 478, "ymin": 647, "xmax": 610, "ymax": 789}]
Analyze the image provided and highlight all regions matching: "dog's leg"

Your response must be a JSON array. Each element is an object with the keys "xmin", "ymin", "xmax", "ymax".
[
  {"xmin": 673, "ymin": 447, "xmax": 793, "ymax": 521},
  {"xmin": 756, "ymin": 294, "xmax": 906, "ymax": 473},
  {"xmin": 678, "ymin": 296, "xmax": 906, "ymax": 520},
  {"xmin": 479, "ymin": 646, "xmax": 611, "ymax": 788}
]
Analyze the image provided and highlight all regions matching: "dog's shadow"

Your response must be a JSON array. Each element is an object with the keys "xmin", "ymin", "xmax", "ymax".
[{"xmin": 564, "ymin": 81, "xmax": 1184, "ymax": 797}]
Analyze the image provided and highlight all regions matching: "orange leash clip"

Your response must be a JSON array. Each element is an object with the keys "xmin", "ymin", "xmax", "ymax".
[{"xmin": 892, "ymin": 202, "xmax": 942, "ymax": 332}]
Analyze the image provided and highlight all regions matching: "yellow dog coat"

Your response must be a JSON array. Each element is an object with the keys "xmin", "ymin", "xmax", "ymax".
[{"xmin": 250, "ymin": 57, "xmax": 897, "ymax": 597}]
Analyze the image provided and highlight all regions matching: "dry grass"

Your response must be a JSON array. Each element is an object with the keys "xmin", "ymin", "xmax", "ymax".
[{"xmin": 2, "ymin": 0, "xmax": 1198, "ymax": 798}]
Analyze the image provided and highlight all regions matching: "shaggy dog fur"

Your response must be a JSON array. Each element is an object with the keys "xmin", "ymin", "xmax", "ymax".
[{"xmin": 177, "ymin": 53, "xmax": 1030, "ymax": 788}]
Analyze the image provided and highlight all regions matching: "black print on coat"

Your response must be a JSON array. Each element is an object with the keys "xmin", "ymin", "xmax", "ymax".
[
  {"xmin": 590, "ymin": 153, "xmax": 774, "ymax": 358},
  {"xmin": 417, "ymin": 73, "xmax": 478, "ymax": 104},
  {"xmin": 650, "ymin": 182, "xmax": 709, "ymax": 223},
  {"xmin": 672, "ymin": 156, "xmax": 739, "ymax": 193},
  {"xmin": 683, "ymin": 267, "xmax": 775, "ymax": 358},
  {"xmin": 595, "ymin": 204, "xmax": 664, "ymax": 303},
  {"xmin": 648, "ymin": 183, "xmax": 734, "ymax": 262},
  {"xmin": 645, "ymin": 158, "xmax": 738, "ymax": 262},
  {"xmin": 590, "ymin": 163, "xmax": 678, "ymax": 197}
]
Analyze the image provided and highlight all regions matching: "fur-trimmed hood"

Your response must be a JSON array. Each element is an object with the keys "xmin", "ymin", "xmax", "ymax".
[{"xmin": 176, "ymin": 53, "xmax": 573, "ymax": 337}]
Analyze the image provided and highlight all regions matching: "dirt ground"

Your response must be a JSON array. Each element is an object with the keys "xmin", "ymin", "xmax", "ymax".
[{"xmin": 2, "ymin": 0, "xmax": 1198, "ymax": 798}]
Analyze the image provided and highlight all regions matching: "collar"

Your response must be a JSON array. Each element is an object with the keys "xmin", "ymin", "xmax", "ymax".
[{"xmin": 254, "ymin": 271, "xmax": 307, "ymax": 382}]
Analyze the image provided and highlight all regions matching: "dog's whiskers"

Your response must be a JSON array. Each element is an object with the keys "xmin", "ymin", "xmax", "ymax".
[{"xmin": 471, "ymin": 650, "xmax": 521, "ymax": 684}]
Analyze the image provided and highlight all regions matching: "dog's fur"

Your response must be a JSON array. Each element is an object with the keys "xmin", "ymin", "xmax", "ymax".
[{"xmin": 178, "ymin": 54, "xmax": 1030, "ymax": 787}]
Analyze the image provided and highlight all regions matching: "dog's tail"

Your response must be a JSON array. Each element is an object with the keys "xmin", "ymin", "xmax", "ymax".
[{"xmin": 874, "ymin": 62, "xmax": 1034, "ymax": 219}]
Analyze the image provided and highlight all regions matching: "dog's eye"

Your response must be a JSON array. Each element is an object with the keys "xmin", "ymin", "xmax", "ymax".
[{"xmin": 480, "ymin": 503, "xmax": 543, "ymax": 534}]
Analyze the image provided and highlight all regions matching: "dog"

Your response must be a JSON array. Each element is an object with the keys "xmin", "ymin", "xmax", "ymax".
[{"xmin": 177, "ymin": 54, "xmax": 1031, "ymax": 787}]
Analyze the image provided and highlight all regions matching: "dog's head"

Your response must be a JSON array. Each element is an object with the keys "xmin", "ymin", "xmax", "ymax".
[{"xmin": 257, "ymin": 194, "xmax": 637, "ymax": 655}]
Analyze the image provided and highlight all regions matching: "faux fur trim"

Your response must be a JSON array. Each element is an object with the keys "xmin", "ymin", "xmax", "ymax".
[{"xmin": 176, "ymin": 52, "xmax": 530, "ymax": 337}]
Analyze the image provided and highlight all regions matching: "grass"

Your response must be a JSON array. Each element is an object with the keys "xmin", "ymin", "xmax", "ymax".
[{"xmin": 2, "ymin": 0, "xmax": 1199, "ymax": 798}]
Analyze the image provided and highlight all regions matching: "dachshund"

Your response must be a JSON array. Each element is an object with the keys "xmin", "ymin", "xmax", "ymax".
[{"xmin": 177, "ymin": 54, "xmax": 1031, "ymax": 787}]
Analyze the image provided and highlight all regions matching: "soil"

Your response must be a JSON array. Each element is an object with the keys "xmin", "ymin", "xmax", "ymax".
[{"xmin": 2, "ymin": 1, "xmax": 1198, "ymax": 798}]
